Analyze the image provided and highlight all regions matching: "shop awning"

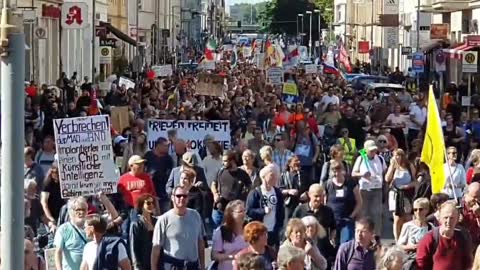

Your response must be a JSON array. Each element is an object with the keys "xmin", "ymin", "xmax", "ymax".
[
  {"xmin": 99, "ymin": 22, "xmax": 137, "ymax": 46},
  {"xmin": 443, "ymin": 43, "xmax": 476, "ymax": 60},
  {"xmin": 421, "ymin": 40, "xmax": 449, "ymax": 53}
]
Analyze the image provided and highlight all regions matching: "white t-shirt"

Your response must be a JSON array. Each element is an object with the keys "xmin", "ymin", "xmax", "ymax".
[
  {"xmin": 81, "ymin": 240, "xmax": 128, "ymax": 270},
  {"xmin": 261, "ymin": 187, "xmax": 277, "ymax": 232},
  {"xmin": 319, "ymin": 95, "xmax": 340, "ymax": 111},
  {"xmin": 409, "ymin": 104, "xmax": 427, "ymax": 130},
  {"xmin": 352, "ymin": 155, "xmax": 387, "ymax": 191}
]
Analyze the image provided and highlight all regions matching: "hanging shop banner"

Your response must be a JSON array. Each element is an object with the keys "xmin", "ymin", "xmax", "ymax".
[
  {"xmin": 463, "ymin": 51, "xmax": 478, "ymax": 73},
  {"xmin": 412, "ymin": 52, "xmax": 425, "ymax": 73},
  {"xmin": 61, "ymin": 2, "xmax": 88, "ymax": 29},
  {"xmin": 358, "ymin": 41, "xmax": 370, "ymax": 54},
  {"xmin": 434, "ymin": 50, "xmax": 446, "ymax": 72},
  {"xmin": 430, "ymin": 24, "xmax": 449, "ymax": 40},
  {"xmin": 147, "ymin": 120, "xmax": 231, "ymax": 151},
  {"xmin": 54, "ymin": 115, "xmax": 119, "ymax": 198}
]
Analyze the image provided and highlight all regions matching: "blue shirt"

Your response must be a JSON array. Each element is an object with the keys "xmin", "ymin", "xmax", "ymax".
[{"xmin": 54, "ymin": 222, "xmax": 89, "ymax": 270}]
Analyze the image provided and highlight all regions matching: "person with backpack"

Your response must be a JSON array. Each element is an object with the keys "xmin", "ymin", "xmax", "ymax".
[
  {"xmin": 80, "ymin": 214, "xmax": 131, "ymax": 270},
  {"xmin": 461, "ymin": 182, "xmax": 480, "ymax": 250},
  {"xmin": 333, "ymin": 217, "xmax": 378, "ymax": 270},
  {"xmin": 416, "ymin": 200, "xmax": 473, "ymax": 270},
  {"xmin": 351, "ymin": 140, "xmax": 387, "ymax": 236}
]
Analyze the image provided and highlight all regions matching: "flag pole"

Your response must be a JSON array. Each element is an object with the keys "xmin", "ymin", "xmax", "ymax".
[{"xmin": 443, "ymin": 146, "xmax": 459, "ymax": 203}]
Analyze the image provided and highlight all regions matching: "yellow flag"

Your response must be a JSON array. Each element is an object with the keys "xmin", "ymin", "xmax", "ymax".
[{"xmin": 421, "ymin": 86, "xmax": 446, "ymax": 194}]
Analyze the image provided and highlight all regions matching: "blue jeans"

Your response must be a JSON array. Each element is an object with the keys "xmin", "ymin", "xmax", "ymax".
[
  {"xmin": 338, "ymin": 219, "xmax": 355, "ymax": 244},
  {"xmin": 211, "ymin": 209, "xmax": 223, "ymax": 229}
]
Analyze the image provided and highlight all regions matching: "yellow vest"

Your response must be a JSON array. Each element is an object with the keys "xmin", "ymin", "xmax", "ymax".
[{"xmin": 338, "ymin": 137, "xmax": 356, "ymax": 165}]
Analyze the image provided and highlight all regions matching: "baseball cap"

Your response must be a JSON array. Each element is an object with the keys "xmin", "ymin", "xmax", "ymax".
[
  {"xmin": 364, "ymin": 140, "xmax": 378, "ymax": 152},
  {"xmin": 128, "ymin": 155, "xmax": 146, "ymax": 166}
]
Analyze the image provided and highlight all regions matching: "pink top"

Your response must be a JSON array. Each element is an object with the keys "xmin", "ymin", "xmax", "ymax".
[{"xmin": 212, "ymin": 227, "xmax": 248, "ymax": 270}]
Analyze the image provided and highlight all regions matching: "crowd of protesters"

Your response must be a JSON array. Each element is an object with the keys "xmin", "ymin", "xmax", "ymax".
[{"xmin": 16, "ymin": 55, "xmax": 480, "ymax": 270}]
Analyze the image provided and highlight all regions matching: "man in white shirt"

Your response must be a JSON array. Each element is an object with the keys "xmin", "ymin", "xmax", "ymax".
[
  {"xmin": 318, "ymin": 88, "xmax": 340, "ymax": 112},
  {"xmin": 408, "ymin": 95, "xmax": 427, "ymax": 147},
  {"xmin": 81, "ymin": 214, "xmax": 131, "ymax": 270},
  {"xmin": 351, "ymin": 140, "xmax": 387, "ymax": 236}
]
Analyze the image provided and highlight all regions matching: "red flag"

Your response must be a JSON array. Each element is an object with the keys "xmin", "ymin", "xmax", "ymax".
[{"xmin": 88, "ymin": 87, "xmax": 99, "ymax": 115}]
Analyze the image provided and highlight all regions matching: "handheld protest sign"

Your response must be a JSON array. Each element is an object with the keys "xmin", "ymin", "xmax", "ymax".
[{"xmin": 54, "ymin": 115, "xmax": 119, "ymax": 198}]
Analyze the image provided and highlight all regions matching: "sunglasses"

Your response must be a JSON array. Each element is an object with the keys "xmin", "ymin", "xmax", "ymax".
[
  {"xmin": 413, "ymin": 208, "xmax": 424, "ymax": 212},
  {"xmin": 378, "ymin": 140, "xmax": 387, "ymax": 143},
  {"xmin": 448, "ymin": 152, "xmax": 457, "ymax": 155},
  {"xmin": 175, "ymin": 194, "xmax": 188, "ymax": 199},
  {"xmin": 145, "ymin": 200, "xmax": 154, "ymax": 206}
]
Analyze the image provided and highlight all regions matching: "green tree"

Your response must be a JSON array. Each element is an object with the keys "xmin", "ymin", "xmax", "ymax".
[{"xmin": 259, "ymin": 0, "xmax": 333, "ymax": 41}]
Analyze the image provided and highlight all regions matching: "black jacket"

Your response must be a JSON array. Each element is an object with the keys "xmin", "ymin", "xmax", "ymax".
[
  {"xmin": 246, "ymin": 186, "xmax": 285, "ymax": 233},
  {"xmin": 129, "ymin": 215, "xmax": 157, "ymax": 270}
]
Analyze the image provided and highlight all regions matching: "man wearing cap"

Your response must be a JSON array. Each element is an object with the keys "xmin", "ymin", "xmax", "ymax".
[
  {"xmin": 118, "ymin": 155, "xmax": 157, "ymax": 208},
  {"xmin": 351, "ymin": 140, "xmax": 387, "ymax": 236}
]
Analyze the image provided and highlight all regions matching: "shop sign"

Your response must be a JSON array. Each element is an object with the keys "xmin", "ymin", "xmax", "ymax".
[
  {"xmin": 61, "ymin": 2, "xmax": 88, "ymax": 29},
  {"xmin": 42, "ymin": 4, "xmax": 61, "ymax": 19}
]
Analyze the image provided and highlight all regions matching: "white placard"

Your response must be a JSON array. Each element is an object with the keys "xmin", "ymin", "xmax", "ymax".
[
  {"xmin": 305, "ymin": 64, "xmax": 318, "ymax": 74},
  {"xmin": 54, "ymin": 115, "xmax": 119, "ymax": 198},
  {"xmin": 199, "ymin": 61, "xmax": 216, "ymax": 70},
  {"xmin": 152, "ymin": 65, "xmax": 173, "ymax": 77},
  {"xmin": 462, "ymin": 96, "xmax": 472, "ymax": 106},
  {"xmin": 267, "ymin": 67, "xmax": 284, "ymax": 85},
  {"xmin": 45, "ymin": 248, "xmax": 56, "ymax": 270},
  {"xmin": 118, "ymin": 76, "xmax": 135, "ymax": 90},
  {"xmin": 255, "ymin": 53, "xmax": 265, "ymax": 69},
  {"xmin": 243, "ymin": 47, "xmax": 252, "ymax": 58},
  {"xmin": 147, "ymin": 120, "xmax": 231, "ymax": 151}
]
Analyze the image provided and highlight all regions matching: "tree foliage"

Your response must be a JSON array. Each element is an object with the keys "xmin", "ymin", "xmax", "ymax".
[{"xmin": 259, "ymin": 0, "xmax": 333, "ymax": 42}]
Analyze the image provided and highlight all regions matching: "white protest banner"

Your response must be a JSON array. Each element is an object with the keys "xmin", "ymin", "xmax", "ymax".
[
  {"xmin": 147, "ymin": 120, "xmax": 231, "ymax": 151},
  {"xmin": 118, "ymin": 76, "xmax": 135, "ymax": 90},
  {"xmin": 152, "ymin": 65, "xmax": 173, "ymax": 77},
  {"xmin": 305, "ymin": 64, "xmax": 318, "ymax": 74},
  {"xmin": 54, "ymin": 115, "xmax": 119, "ymax": 198},
  {"xmin": 199, "ymin": 61, "xmax": 216, "ymax": 70},
  {"xmin": 243, "ymin": 47, "xmax": 252, "ymax": 58},
  {"xmin": 267, "ymin": 67, "xmax": 284, "ymax": 85}
]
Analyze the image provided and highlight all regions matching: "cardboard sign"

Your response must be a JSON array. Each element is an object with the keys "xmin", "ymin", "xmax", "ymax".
[
  {"xmin": 152, "ymin": 65, "xmax": 173, "ymax": 77},
  {"xmin": 282, "ymin": 82, "xmax": 299, "ymax": 104},
  {"xmin": 255, "ymin": 53, "xmax": 265, "ymax": 69},
  {"xmin": 267, "ymin": 67, "xmax": 284, "ymax": 85},
  {"xmin": 195, "ymin": 74, "xmax": 224, "ymax": 97},
  {"xmin": 110, "ymin": 106, "xmax": 130, "ymax": 133},
  {"xmin": 118, "ymin": 76, "xmax": 135, "ymax": 90},
  {"xmin": 305, "ymin": 64, "xmax": 318, "ymax": 74},
  {"xmin": 45, "ymin": 248, "xmax": 56, "ymax": 270},
  {"xmin": 54, "ymin": 115, "xmax": 119, "ymax": 198},
  {"xmin": 147, "ymin": 120, "xmax": 231, "ymax": 151}
]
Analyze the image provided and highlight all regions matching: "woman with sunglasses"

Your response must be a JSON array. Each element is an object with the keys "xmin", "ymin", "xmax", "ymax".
[
  {"xmin": 397, "ymin": 198, "xmax": 432, "ymax": 268},
  {"xmin": 130, "ymin": 194, "xmax": 157, "ymax": 270},
  {"xmin": 443, "ymin": 146, "xmax": 466, "ymax": 200},
  {"xmin": 41, "ymin": 165, "xmax": 65, "ymax": 233}
]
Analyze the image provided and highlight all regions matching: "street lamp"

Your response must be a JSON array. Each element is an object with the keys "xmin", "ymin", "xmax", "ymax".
[
  {"xmin": 314, "ymin": 9, "xmax": 321, "ymax": 59},
  {"xmin": 306, "ymin": 10, "xmax": 312, "ymax": 59},
  {"xmin": 298, "ymin": 14, "xmax": 304, "ymax": 45}
]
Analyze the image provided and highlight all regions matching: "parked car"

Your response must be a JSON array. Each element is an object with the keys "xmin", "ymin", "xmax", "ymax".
[{"xmin": 349, "ymin": 75, "xmax": 390, "ymax": 91}]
